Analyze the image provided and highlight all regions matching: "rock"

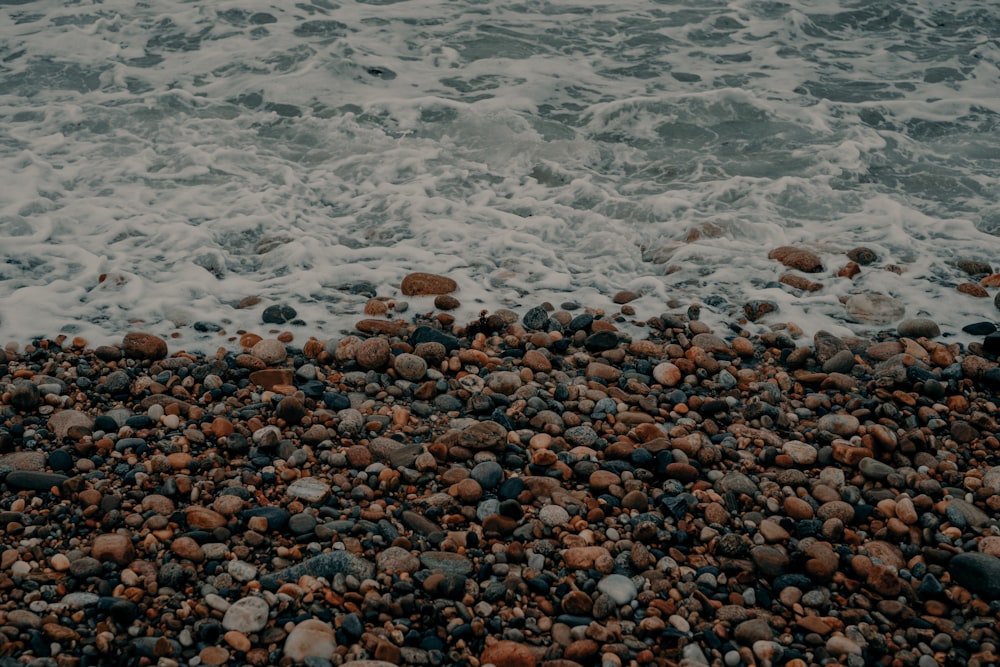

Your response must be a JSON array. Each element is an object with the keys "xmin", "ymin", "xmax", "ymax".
[
  {"xmin": 945, "ymin": 499, "xmax": 990, "ymax": 530},
  {"xmin": 261, "ymin": 551, "xmax": 374, "ymax": 590},
  {"xmin": 751, "ymin": 546, "xmax": 789, "ymax": 577},
  {"xmin": 222, "ymin": 596, "xmax": 270, "ymax": 633},
  {"xmin": 441, "ymin": 420, "xmax": 507, "ymax": 451},
  {"xmin": 859, "ymin": 457, "xmax": 894, "ymax": 481},
  {"xmin": 734, "ymin": 618, "xmax": 774, "ymax": 644},
  {"xmin": 434, "ymin": 294, "xmax": 460, "ymax": 310},
  {"xmin": 419, "ymin": 552, "xmax": 473, "ymax": 577},
  {"xmin": 4, "ymin": 470, "xmax": 68, "ymax": 491},
  {"xmin": 170, "ymin": 536, "xmax": 205, "ymax": 562},
  {"xmin": 481, "ymin": 640, "xmax": 536, "ymax": 667},
  {"xmin": 539, "ymin": 505, "xmax": 570, "ymax": 528},
  {"xmin": 262, "ymin": 304, "xmax": 297, "ymax": 324},
  {"xmin": 401, "ymin": 272, "xmax": 457, "ymax": 296},
  {"xmin": 814, "ymin": 330, "xmax": 849, "ymax": 363},
  {"xmin": 286, "ymin": 477, "xmax": 331, "ymax": 504},
  {"xmin": 584, "ymin": 331, "xmax": 620, "ymax": 352},
  {"xmin": 768, "ymin": 246, "xmax": 824, "ymax": 273},
  {"xmin": 251, "ymin": 339, "xmax": 287, "ymax": 365},
  {"xmin": 275, "ymin": 396, "xmax": 305, "ymax": 425},
  {"xmin": 782, "ymin": 441, "xmax": 817, "ymax": 466},
  {"xmin": 410, "ymin": 325, "xmax": 460, "ymax": 351},
  {"xmin": 284, "ymin": 618, "xmax": 337, "ymax": 663},
  {"xmin": 597, "ymin": 574, "xmax": 637, "ymax": 605},
  {"xmin": 48, "ymin": 409, "xmax": 94, "ymax": 440},
  {"xmin": 897, "ymin": 318, "xmax": 940, "ymax": 338},
  {"xmin": 394, "ymin": 353, "xmax": 427, "ymax": 381},
  {"xmin": 377, "ymin": 547, "xmax": 420, "ymax": 574},
  {"xmin": 186, "ymin": 507, "xmax": 228, "ymax": 530},
  {"xmin": 817, "ymin": 413, "xmax": 860, "ymax": 437},
  {"xmin": 563, "ymin": 547, "xmax": 611, "ymax": 570},
  {"xmin": 652, "ymin": 362, "xmax": 682, "ymax": 387},
  {"xmin": 0, "ymin": 451, "xmax": 45, "ymax": 471},
  {"xmin": 10, "ymin": 380, "xmax": 40, "ymax": 411},
  {"xmin": 249, "ymin": 369, "xmax": 294, "ymax": 390},
  {"xmin": 847, "ymin": 247, "xmax": 878, "ymax": 265},
  {"xmin": 957, "ymin": 259, "xmax": 992, "ymax": 276},
  {"xmin": 91, "ymin": 534, "xmax": 135, "ymax": 566},
  {"xmin": 356, "ymin": 337, "xmax": 391, "ymax": 370},
  {"xmin": 825, "ymin": 635, "xmax": 863, "ymax": 656},
  {"xmin": 744, "ymin": 300, "xmax": 778, "ymax": 321},
  {"xmin": 845, "ymin": 292, "xmax": 905, "ymax": 324},
  {"xmin": 122, "ymin": 332, "xmax": 168, "ymax": 360},
  {"xmin": 471, "ymin": 461, "xmax": 504, "ymax": 489}
]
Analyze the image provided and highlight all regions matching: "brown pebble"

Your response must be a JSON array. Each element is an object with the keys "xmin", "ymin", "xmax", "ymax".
[
  {"xmin": 122, "ymin": 332, "xmax": 168, "ymax": 360},
  {"xmin": 434, "ymin": 294, "xmax": 461, "ymax": 310},
  {"xmin": 356, "ymin": 337, "xmax": 391, "ymax": 370},
  {"xmin": 401, "ymin": 272, "xmax": 458, "ymax": 296}
]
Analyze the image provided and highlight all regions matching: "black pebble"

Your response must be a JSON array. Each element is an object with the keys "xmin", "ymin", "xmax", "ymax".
[
  {"xmin": 963, "ymin": 321, "xmax": 997, "ymax": 335},
  {"xmin": 47, "ymin": 449, "xmax": 73, "ymax": 471},
  {"xmin": 262, "ymin": 304, "xmax": 297, "ymax": 324}
]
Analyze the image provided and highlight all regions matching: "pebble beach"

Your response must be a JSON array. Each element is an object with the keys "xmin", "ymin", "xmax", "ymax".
[{"xmin": 2, "ymin": 268, "xmax": 1000, "ymax": 667}]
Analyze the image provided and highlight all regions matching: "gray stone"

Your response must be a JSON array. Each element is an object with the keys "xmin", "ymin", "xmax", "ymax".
[
  {"xmin": 565, "ymin": 425, "xmax": 598, "ymax": 447},
  {"xmin": 948, "ymin": 552, "xmax": 1000, "ymax": 599},
  {"xmin": 48, "ymin": 410, "xmax": 94, "ymax": 439},
  {"xmin": 817, "ymin": 413, "xmax": 860, "ymax": 437},
  {"xmin": 287, "ymin": 478, "xmax": 331, "ymax": 504},
  {"xmin": 377, "ymin": 546, "xmax": 420, "ymax": 574},
  {"xmin": 222, "ymin": 596, "xmax": 270, "ymax": 633},
  {"xmin": 471, "ymin": 461, "xmax": 504, "ymax": 489},
  {"xmin": 69, "ymin": 557, "xmax": 102, "ymax": 578},
  {"xmin": 734, "ymin": 618, "xmax": 774, "ymax": 644},
  {"xmin": 538, "ymin": 505, "xmax": 570, "ymax": 528},
  {"xmin": 897, "ymin": 318, "xmax": 941, "ymax": 339},
  {"xmin": 813, "ymin": 331, "xmax": 849, "ymax": 364},
  {"xmin": 845, "ymin": 292, "xmax": 905, "ymax": 324},
  {"xmin": 822, "ymin": 349, "xmax": 855, "ymax": 374},
  {"xmin": 289, "ymin": 512, "xmax": 318, "ymax": 534},
  {"xmin": 5, "ymin": 471, "xmax": 68, "ymax": 491},
  {"xmin": 261, "ymin": 551, "xmax": 374, "ymax": 589},
  {"xmin": 597, "ymin": 574, "xmax": 637, "ymax": 606},
  {"xmin": 716, "ymin": 472, "xmax": 758, "ymax": 497},
  {"xmin": 419, "ymin": 552, "xmax": 472, "ymax": 577},
  {"xmin": 945, "ymin": 499, "xmax": 991, "ymax": 530},
  {"xmin": 58, "ymin": 592, "xmax": 101, "ymax": 608},
  {"xmin": 0, "ymin": 451, "xmax": 46, "ymax": 471},
  {"xmin": 859, "ymin": 457, "xmax": 894, "ymax": 481}
]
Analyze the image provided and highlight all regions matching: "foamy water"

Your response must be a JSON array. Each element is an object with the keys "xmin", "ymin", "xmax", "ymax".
[{"xmin": 2, "ymin": 0, "xmax": 1000, "ymax": 350}]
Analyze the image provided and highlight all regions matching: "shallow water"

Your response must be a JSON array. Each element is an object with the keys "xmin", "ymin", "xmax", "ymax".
[{"xmin": 2, "ymin": 0, "xmax": 999, "ymax": 349}]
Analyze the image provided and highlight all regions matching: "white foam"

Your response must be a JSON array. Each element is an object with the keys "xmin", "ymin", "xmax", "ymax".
[{"xmin": 1, "ymin": 0, "xmax": 999, "ymax": 351}]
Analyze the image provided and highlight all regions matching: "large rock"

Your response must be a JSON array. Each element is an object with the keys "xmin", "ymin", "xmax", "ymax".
[
  {"xmin": 48, "ymin": 410, "xmax": 94, "ymax": 439},
  {"xmin": 222, "ymin": 596, "xmax": 270, "ymax": 633},
  {"xmin": 122, "ymin": 332, "xmax": 168, "ymax": 360},
  {"xmin": 261, "ymin": 551, "xmax": 374, "ymax": 590},
  {"xmin": 401, "ymin": 272, "xmax": 457, "ymax": 296},
  {"xmin": 91, "ymin": 534, "xmax": 135, "ymax": 566},
  {"xmin": 481, "ymin": 640, "xmax": 536, "ymax": 667},
  {"xmin": 439, "ymin": 421, "xmax": 508, "ymax": 451},
  {"xmin": 283, "ymin": 619, "xmax": 336, "ymax": 663},
  {"xmin": 947, "ymin": 554, "xmax": 1000, "ymax": 598},
  {"xmin": 845, "ymin": 292, "xmax": 905, "ymax": 324}
]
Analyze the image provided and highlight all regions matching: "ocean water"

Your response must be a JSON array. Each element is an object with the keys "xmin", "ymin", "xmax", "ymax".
[{"xmin": 2, "ymin": 0, "xmax": 999, "ymax": 350}]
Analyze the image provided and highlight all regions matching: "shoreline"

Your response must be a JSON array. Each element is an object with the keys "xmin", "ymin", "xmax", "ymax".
[{"xmin": 1, "ymin": 303, "xmax": 999, "ymax": 667}]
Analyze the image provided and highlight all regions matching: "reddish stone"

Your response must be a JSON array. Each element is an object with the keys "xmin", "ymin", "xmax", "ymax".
[
  {"xmin": 122, "ymin": 332, "xmax": 168, "ymax": 360},
  {"xmin": 768, "ymin": 246, "xmax": 824, "ymax": 273},
  {"xmin": 401, "ymin": 272, "xmax": 458, "ymax": 296},
  {"xmin": 481, "ymin": 640, "xmax": 536, "ymax": 667}
]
